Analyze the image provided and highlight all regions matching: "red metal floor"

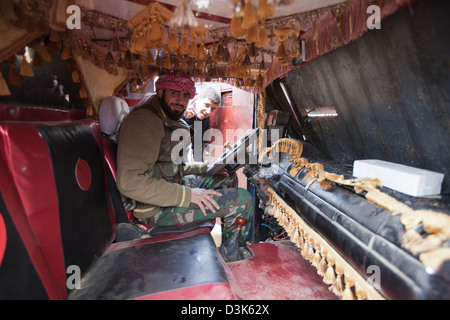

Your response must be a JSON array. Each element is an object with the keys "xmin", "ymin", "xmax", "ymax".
[{"xmin": 227, "ymin": 240, "xmax": 339, "ymax": 300}]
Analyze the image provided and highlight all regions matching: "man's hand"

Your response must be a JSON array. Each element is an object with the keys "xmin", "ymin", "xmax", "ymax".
[
  {"xmin": 183, "ymin": 104, "xmax": 196, "ymax": 119},
  {"xmin": 190, "ymin": 188, "xmax": 222, "ymax": 216}
]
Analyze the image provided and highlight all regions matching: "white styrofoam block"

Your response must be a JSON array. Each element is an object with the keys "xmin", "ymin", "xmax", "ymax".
[{"xmin": 353, "ymin": 159, "xmax": 444, "ymax": 197}]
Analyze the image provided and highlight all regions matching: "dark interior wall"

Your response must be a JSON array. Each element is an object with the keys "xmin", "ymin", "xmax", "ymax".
[
  {"xmin": 282, "ymin": 0, "xmax": 450, "ymax": 193},
  {"xmin": 1, "ymin": 50, "xmax": 84, "ymax": 110}
]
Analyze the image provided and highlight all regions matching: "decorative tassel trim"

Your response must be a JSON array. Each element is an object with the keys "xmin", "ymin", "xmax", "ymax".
[
  {"xmin": 261, "ymin": 137, "xmax": 450, "ymax": 274},
  {"xmin": 266, "ymin": 186, "xmax": 386, "ymax": 300},
  {"xmin": 0, "ymin": 67, "xmax": 11, "ymax": 96}
]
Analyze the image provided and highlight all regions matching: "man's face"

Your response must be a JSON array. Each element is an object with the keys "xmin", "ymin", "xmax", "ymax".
[
  {"xmin": 158, "ymin": 89, "xmax": 191, "ymax": 120},
  {"xmin": 196, "ymin": 97, "xmax": 219, "ymax": 120}
]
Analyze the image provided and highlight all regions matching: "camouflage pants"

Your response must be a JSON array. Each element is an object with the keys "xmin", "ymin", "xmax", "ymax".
[{"xmin": 142, "ymin": 175, "xmax": 253, "ymax": 245}]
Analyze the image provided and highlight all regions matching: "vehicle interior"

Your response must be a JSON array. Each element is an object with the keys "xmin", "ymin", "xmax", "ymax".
[{"xmin": 0, "ymin": 0, "xmax": 449, "ymax": 301}]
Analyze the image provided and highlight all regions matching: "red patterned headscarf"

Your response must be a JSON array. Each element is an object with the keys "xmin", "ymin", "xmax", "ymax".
[{"xmin": 155, "ymin": 74, "xmax": 196, "ymax": 98}]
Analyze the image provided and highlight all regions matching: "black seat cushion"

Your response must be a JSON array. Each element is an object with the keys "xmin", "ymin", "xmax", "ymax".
[{"xmin": 67, "ymin": 231, "xmax": 233, "ymax": 300}]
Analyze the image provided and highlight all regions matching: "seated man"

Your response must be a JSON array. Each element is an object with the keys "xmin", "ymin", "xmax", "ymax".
[{"xmin": 116, "ymin": 74, "xmax": 253, "ymax": 246}]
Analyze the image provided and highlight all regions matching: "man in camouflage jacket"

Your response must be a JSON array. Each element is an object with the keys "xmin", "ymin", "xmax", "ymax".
[{"xmin": 116, "ymin": 74, "xmax": 253, "ymax": 245}]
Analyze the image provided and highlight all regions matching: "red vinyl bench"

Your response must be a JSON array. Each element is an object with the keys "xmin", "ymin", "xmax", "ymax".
[{"xmin": 0, "ymin": 115, "xmax": 239, "ymax": 300}]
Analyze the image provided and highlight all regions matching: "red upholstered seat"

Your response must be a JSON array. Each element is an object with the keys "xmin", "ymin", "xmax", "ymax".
[{"xmin": 0, "ymin": 114, "xmax": 238, "ymax": 300}]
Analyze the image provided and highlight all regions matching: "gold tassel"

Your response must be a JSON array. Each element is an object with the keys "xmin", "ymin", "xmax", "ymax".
[
  {"xmin": 301, "ymin": 234, "xmax": 310, "ymax": 258},
  {"xmin": 276, "ymin": 42, "xmax": 286, "ymax": 58},
  {"xmin": 342, "ymin": 276, "xmax": 356, "ymax": 300},
  {"xmin": 257, "ymin": 0, "xmax": 274, "ymax": 20},
  {"xmin": 148, "ymin": 19, "xmax": 164, "ymax": 46},
  {"xmin": 180, "ymin": 33, "xmax": 190, "ymax": 55},
  {"xmin": 20, "ymin": 55, "xmax": 34, "ymax": 77},
  {"xmin": 354, "ymin": 283, "xmax": 367, "ymax": 300},
  {"xmin": 180, "ymin": 55, "xmax": 187, "ymax": 69},
  {"xmin": 0, "ymin": 69, "xmax": 11, "ymax": 96},
  {"xmin": 197, "ymin": 59, "xmax": 204, "ymax": 70},
  {"xmin": 131, "ymin": 32, "xmax": 146, "ymax": 55},
  {"xmin": 323, "ymin": 253, "xmax": 336, "ymax": 285},
  {"xmin": 246, "ymin": 25, "xmax": 259, "ymax": 43},
  {"xmin": 164, "ymin": 55, "xmax": 172, "ymax": 69},
  {"xmin": 60, "ymin": 45, "xmax": 71, "ymax": 60},
  {"xmin": 230, "ymin": 15, "xmax": 244, "ymax": 37},
  {"xmin": 189, "ymin": 41, "xmax": 198, "ymax": 59},
  {"xmin": 33, "ymin": 50, "xmax": 43, "ymax": 67},
  {"xmin": 242, "ymin": 0, "xmax": 258, "ymax": 30},
  {"xmin": 72, "ymin": 70, "xmax": 80, "ymax": 83},
  {"xmin": 198, "ymin": 42, "xmax": 207, "ymax": 61},
  {"xmin": 8, "ymin": 63, "xmax": 21, "ymax": 86},
  {"xmin": 169, "ymin": 30, "xmax": 179, "ymax": 53},
  {"xmin": 187, "ymin": 57, "xmax": 195, "ymax": 70},
  {"xmin": 39, "ymin": 42, "xmax": 52, "ymax": 62},
  {"xmin": 255, "ymin": 26, "xmax": 269, "ymax": 47},
  {"xmin": 330, "ymin": 264, "xmax": 344, "ymax": 296},
  {"xmin": 79, "ymin": 86, "xmax": 88, "ymax": 99},
  {"xmin": 312, "ymin": 243, "xmax": 321, "ymax": 268},
  {"xmin": 317, "ymin": 250, "xmax": 328, "ymax": 277}
]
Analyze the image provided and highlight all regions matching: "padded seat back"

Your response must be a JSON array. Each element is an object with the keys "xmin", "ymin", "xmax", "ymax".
[{"xmin": 0, "ymin": 119, "xmax": 115, "ymax": 299}]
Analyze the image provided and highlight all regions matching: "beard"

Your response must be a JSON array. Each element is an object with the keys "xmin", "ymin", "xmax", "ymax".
[{"xmin": 160, "ymin": 90, "xmax": 185, "ymax": 121}]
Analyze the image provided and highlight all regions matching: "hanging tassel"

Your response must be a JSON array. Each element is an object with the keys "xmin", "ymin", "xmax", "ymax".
[
  {"xmin": 312, "ymin": 243, "xmax": 322, "ymax": 268},
  {"xmin": 301, "ymin": 234, "xmax": 310, "ymax": 258},
  {"xmin": 148, "ymin": 18, "xmax": 164, "ymax": 46},
  {"xmin": 105, "ymin": 51, "xmax": 115, "ymax": 65},
  {"xmin": 79, "ymin": 86, "xmax": 88, "ymax": 99},
  {"xmin": 257, "ymin": 0, "xmax": 274, "ymax": 20},
  {"xmin": 355, "ymin": 283, "xmax": 367, "ymax": 300},
  {"xmin": 323, "ymin": 253, "xmax": 336, "ymax": 285},
  {"xmin": 0, "ymin": 66, "xmax": 11, "ymax": 96},
  {"xmin": 169, "ymin": 29, "xmax": 179, "ymax": 53},
  {"xmin": 20, "ymin": 54, "xmax": 34, "ymax": 77},
  {"xmin": 198, "ymin": 42, "xmax": 207, "ymax": 61},
  {"xmin": 60, "ymin": 45, "xmax": 71, "ymax": 60},
  {"xmin": 131, "ymin": 31, "xmax": 145, "ymax": 54},
  {"xmin": 187, "ymin": 57, "xmax": 195, "ymax": 70},
  {"xmin": 255, "ymin": 26, "xmax": 269, "ymax": 47},
  {"xmin": 39, "ymin": 42, "xmax": 52, "ymax": 62},
  {"xmin": 169, "ymin": 0, "xmax": 198, "ymax": 29},
  {"xmin": 180, "ymin": 55, "xmax": 187, "ymax": 69},
  {"xmin": 8, "ymin": 63, "xmax": 21, "ymax": 86},
  {"xmin": 330, "ymin": 264, "xmax": 344, "ymax": 296},
  {"xmin": 180, "ymin": 33, "xmax": 190, "ymax": 55},
  {"xmin": 47, "ymin": 41, "xmax": 61, "ymax": 55},
  {"xmin": 112, "ymin": 30, "xmax": 121, "ymax": 52},
  {"xmin": 306, "ymin": 239, "xmax": 314, "ymax": 262},
  {"xmin": 342, "ymin": 276, "xmax": 356, "ymax": 300},
  {"xmin": 155, "ymin": 53, "xmax": 162, "ymax": 67},
  {"xmin": 164, "ymin": 55, "xmax": 172, "ymax": 69},
  {"xmin": 276, "ymin": 42, "xmax": 286, "ymax": 58},
  {"xmin": 189, "ymin": 41, "xmax": 198, "ymax": 59},
  {"xmin": 146, "ymin": 50, "xmax": 155, "ymax": 64},
  {"xmin": 246, "ymin": 25, "xmax": 259, "ymax": 43},
  {"xmin": 197, "ymin": 59, "xmax": 204, "ymax": 71},
  {"xmin": 72, "ymin": 70, "xmax": 80, "ymax": 83},
  {"xmin": 317, "ymin": 249, "xmax": 328, "ymax": 276},
  {"xmin": 124, "ymin": 49, "xmax": 133, "ymax": 68},
  {"xmin": 241, "ymin": 0, "xmax": 258, "ymax": 30},
  {"xmin": 230, "ymin": 15, "xmax": 244, "ymax": 37}
]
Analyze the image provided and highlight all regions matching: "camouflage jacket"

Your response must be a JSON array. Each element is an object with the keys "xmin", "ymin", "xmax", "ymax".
[{"xmin": 116, "ymin": 96, "xmax": 207, "ymax": 219}]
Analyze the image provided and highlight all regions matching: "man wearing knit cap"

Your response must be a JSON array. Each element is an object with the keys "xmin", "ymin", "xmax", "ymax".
[{"xmin": 116, "ymin": 73, "xmax": 253, "ymax": 247}]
